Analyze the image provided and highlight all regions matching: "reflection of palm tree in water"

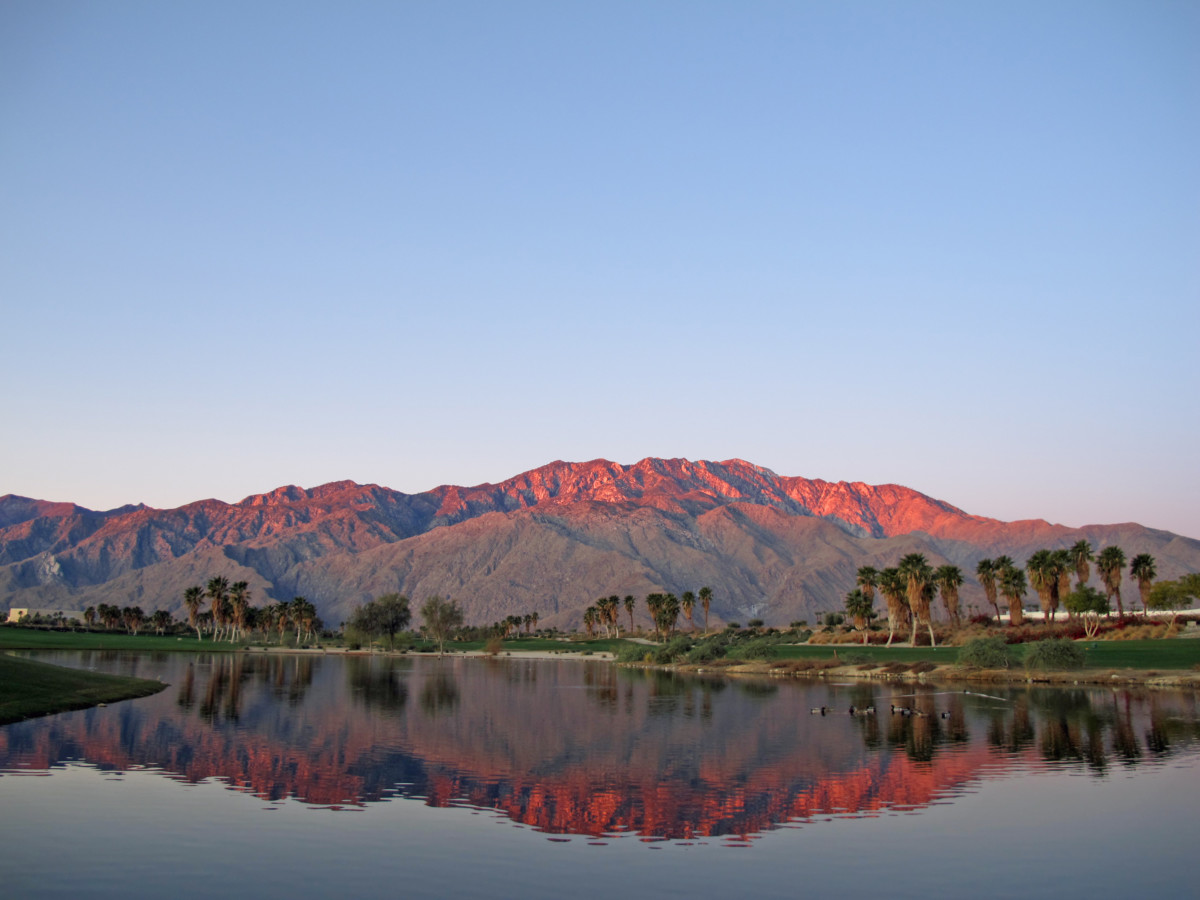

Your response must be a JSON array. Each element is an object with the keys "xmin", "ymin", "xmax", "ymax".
[
  {"xmin": 420, "ymin": 669, "xmax": 460, "ymax": 717},
  {"xmin": 176, "ymin": 664, "xmax": 195, "ymax": 711},
  {"xmin": 346, "ymin": 657, "xmax": 409, "ymax": 712}
]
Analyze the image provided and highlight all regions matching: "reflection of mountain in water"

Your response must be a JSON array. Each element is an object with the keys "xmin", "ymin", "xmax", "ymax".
[{"xmin": 1, "ymin": 654, "xmax": 1197, "ymax": 838}]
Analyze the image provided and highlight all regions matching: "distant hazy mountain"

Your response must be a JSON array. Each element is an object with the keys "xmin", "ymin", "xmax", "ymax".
[{"xmin": 2, "ymin": 458, "xmax": 1197, "ymax": 628}]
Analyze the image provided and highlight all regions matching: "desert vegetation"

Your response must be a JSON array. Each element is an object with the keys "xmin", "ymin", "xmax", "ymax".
[{"xmin": 843, "ymin": 545, "xmax": 1198, "ymax": 650}]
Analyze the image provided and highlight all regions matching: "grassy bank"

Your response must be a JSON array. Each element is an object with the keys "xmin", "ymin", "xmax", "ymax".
[
  {"xmin": 0, "ymin": 626, "xmax": 637, "ymax": 657},
  {"xmin": 0, "ymin": 627, "xmax": 231, "ymax": 653},
  {"xmin": 765, "ymin": 639, "xmax": 1200, "ymax": 670},
  {"xmin": 0, "ymin": 653, "xmax": 167, "ymax": 725}
]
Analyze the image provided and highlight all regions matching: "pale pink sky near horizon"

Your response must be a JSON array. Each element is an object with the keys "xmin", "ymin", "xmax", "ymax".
[{"xmin": 3, "ymin": 2, "xmax": 1198, "ymax": 539}]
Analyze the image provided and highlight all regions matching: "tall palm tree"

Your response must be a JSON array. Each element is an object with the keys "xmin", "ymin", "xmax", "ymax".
[
  {"xmin": 184, "ymin": 586, "xmax": 204, "ymax": 640},
  {"xmin": 844, "ymin": 588, "xmax": 873, "ymax": 644},
  {"xmin": 274, "ymin": 601, "xmax": 291, "ymax": 644},
  {"xmin": 1026, "ymin": 550, "xmax": 1055, "ymax": 623},
  {"xmin": 855, "ymin": 566, "xmax": 879, "ymax": 610},
  {"xmin": 878, "ymin": 567, "xmax": 910, "ymax": 647},
  {"xmin": 291, "ymin": 596, "xmax": 315, "ymax": 643},
  {"xmin": 206, "ymin": 576, "xmax": 230, "ymax": 641},
  {"xmin": 1070, "ymin": 540, "xmax": 1094, "ymax": 589},
  {"xmin": 603, "ymin": 597, "xmax": 621, "ymax": 636},
  {"xmin": 623, "ymin": 596, "xmax": 635, "ymax": 634},
  {"xmin": 1097, "ymin": 546, "xmax": 1127, "ymax": 617},
  {"xmin": 645, "ymin": 593, "xmax": 664, "ymax": 641},
  {"xmin": 582, "ymin": 606, "xmax": 597, "ymax": 637},
  {"xmin": 229, "ymin": 581, "xmax": 250, "ymax": 642},
  {"xmin": 680, "ymin": 591, "xmax": 695, "ymax": 631},
  {"xmin": 898, "ymin": 553, "xmax": 935, "ymax": 647},
  {"xmin": 658, "ymin": 593, "xmax": 681, "ymax": 638},
  {"xmin": 698, "ymin": 587, "xmax": 713, "ymax": 635},
  {"xmin": 1129, "ymin": 553, "xmax": 1157, "ymax": 616},
  {"xmin": 999, "ymin": 562, "xmax": 1027, "ymax": 626},
  {"xmin": 975, "ymin": 559, "xmax": 1000, "ymax": 623},
  {"xmin": 934, "ymin": 564, "xmax": 964, "ymax": 628},
  {"xmin": 84, "ymin": 606, "xmax": 97, "ymax": 629},
  {"xmin": 1050, "ymin": 549, "xmax": 1073, "ymax": 618}
]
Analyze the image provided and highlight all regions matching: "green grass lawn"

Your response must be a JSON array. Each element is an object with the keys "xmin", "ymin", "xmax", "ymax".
[
  {"xmin": 0, "ymin": 627, "xmax": 233, "ymax": 653},
  {"xmin": 770, "ymin": 639, "xmax": 1200, "ymax": 670},
  {"xmin": 5, "ymin": 626, "xmax": 1196, "ymax": 670},
  {"xmin": 0, "ymin": 626, "xmax": 636, "ymax": 657},
  {"xmin": 0, "ymin": 653, "xmax": 167, "ymax": 724}
]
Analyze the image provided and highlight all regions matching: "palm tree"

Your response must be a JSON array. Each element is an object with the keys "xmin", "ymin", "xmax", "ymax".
[
  {"xmin": 184, "ymin": 586, "xmax": 204, "ymax": 640},
  {"xmin": 698, "ymin": 587, "xmax": 713, "ymax": 635},
  {"xmin": 999, "ymin": 562, "xmax": 1027, "ymax": 626},
  {"xmin": 597, "ymin": 596, "xmax": 619, "ymax": 637},
  {"xmin": 229, "ymin": 581, "xmax": 250, "ymax": 642},
  {"xmin": 206, "ymin": 576, "xmax": 230, "ymax": 641},
  {"xmin": 934, "ymin": 564, "xmax": 964, "ymax": 628},
  {"xmin": 645, "ymin": 593, "xmax": 664, "ymax": 641},
  {"xmin": 84, "ymin": 606, "xmax": 97, "ymax": 629},
  {"xmin": 680, "ymin": 591, "xmax": 695, "ymax": 631},
  {"xmin": 623, "ymin": 596, "xmax": 635, "ymax": 634},
  {"xmin": 122, "ymin": 606, "xmax": 145, "ymax": 634},
  {"xmin": 856, "ymin": 566, "xmax": 879, "ymax": 609},
  {"xmin": 531, "ymin": 611, "xmax": 539, "ymax": 633},
  {"xmin": 1129, "ymin": 553, "xmax": 1157, "ymax": 616},
  {"xmin": 1050, "ymin": 549, "xmax": 1072, "ymax": 618},
  {"xmin": 1026, "ymin": 550, "xmax": 1055, "ymax": 623},
  {"xmin": 290, "ymin": 596, "xmax": 316, "ymax": 643},
  {"xmin": 151, "ymin": 609, "xmax": 172, "ymax": 635},
  {"xmin": 844, "ymin": 588, "xmax": 874, "ymax": 644},
  {"xmin": 1070, "ymin": 539, "xmax": 1094, "ymax": 588},
  {"xmin": 657, "ymin": 593, "xmax": 681, "ymax": 638},
  {"xmin": 1097, "ymin": 546, "xmax": 1128, "ymax": 617},
  {"xmin": 274, "ymin": 601, "xmax": 291, "ymax": 644},
  {"xmin": 582, "ymin": 606, "xmax": 598, "ymax": 637},
  {"xmin": 975, "ymin": 559, "xmax": 1001, "ymax": 623},
  {"xmin": 898, "ymin": 553, "xmax": 935, "ymax": 647},
  {"xmin": 878, "ymin": 567, "xmax": 910, "ymax": 647}
]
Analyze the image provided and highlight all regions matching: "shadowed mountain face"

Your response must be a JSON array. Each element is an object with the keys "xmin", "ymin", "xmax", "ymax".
[{"xmin": 1, "ymin": 458, "xmax": 1197, "ymax": 627}]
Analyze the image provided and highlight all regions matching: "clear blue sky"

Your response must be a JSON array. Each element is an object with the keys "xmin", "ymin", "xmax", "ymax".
[{"xmin": 3, "ymin": 1, "xmax": 1198, "ymax": 537}]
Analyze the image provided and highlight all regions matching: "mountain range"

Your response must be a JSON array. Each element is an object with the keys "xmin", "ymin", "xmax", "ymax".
[{"xmin": 2, "ymin": 458, "xmax": 1197, "ymax": 629}]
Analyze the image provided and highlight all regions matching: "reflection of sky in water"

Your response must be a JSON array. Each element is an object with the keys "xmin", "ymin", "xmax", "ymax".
[{"xmin": 1, "ymin": 652, "xmax": 1197, "ymax": 898}]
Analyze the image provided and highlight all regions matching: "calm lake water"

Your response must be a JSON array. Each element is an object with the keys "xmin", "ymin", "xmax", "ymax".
[{"xmin": 1, "ymin": 651, "xmax": 1197, "ymax": 899}]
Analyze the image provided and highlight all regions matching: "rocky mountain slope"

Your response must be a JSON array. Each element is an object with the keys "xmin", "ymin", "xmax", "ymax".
[{"xmin": 2, "ymin": 458, "xmax": 1197, "ymax": 628}]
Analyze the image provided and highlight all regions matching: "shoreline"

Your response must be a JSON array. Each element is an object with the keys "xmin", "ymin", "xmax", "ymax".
[{"xmin": 647, "ymin": 659, "xmax": 1200, "ymax": 691}]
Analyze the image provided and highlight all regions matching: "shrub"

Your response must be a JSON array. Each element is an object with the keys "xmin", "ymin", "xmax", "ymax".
[
  {"xmin": 747, "ymin": 618, "xmax": 765, "ymax": 628},
  {"xmin": 727, "ymin": 639, "xmax": 777, "ymax": 661},
  {"xmin": 957, "ymin": 636, "xmax": 1017, "ymax": 669},
  {"xmin": 969, "ymin": 613, "xmax": 996, "ymax": 626},
  {"xmin": 651, "ymin": 636, "xmax": 694, "ymax": 664},
  {"xmin": 484, "ymin": 636, "xmax": 504, "ymax": 656},
  {"xmin": 615, "ymin": 644, "xmax": 646, "ymax": 663},
  {"xmin": 1023, "ymin": 639, "xmax": 1087, "ymax": 671},
  {"xmin": 839, "ymin": 651, "xmax": 873, "ymax": 665}
]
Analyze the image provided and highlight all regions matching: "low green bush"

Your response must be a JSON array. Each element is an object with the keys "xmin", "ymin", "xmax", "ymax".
[
  {"xmin": 1023, "ymin": 639, "xmax": 1086, "ymax": 671},
  {"xmin": 957, "ymin": 636, "xmax": 1016, "ymax": 669},
  {"xmin": 728, "ymin": 639, "xmax": 777, "ymax": 661},
  {"xmin": 615, "ymin": 644, "xmax": 647, "ymax": 663}
]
